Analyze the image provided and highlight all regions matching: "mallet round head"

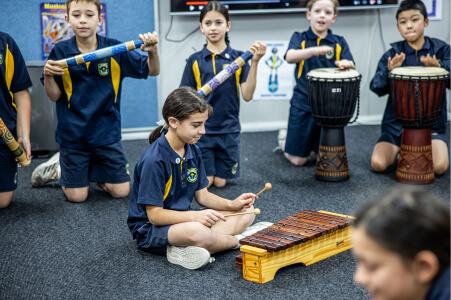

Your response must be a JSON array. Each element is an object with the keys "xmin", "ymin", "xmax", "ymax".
[
  {"xmin": 254, "ymin": 208, "xmax": 261, "ymax": 215},
  {"xmin": 265, "ymin": 183, "xmax": 272, "ymax": 190}
]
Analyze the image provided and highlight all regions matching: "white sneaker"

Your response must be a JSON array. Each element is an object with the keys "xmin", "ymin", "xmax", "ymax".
[
  {"xmin": 167, "ymin": 246, "xmax": 214, "ymax": 270},
  {"xmin": 278, "ymin": 128, "xmax": 287, "ymax": 141},
  {"xmin": 31, "ymin": 152, "xmax": 61, "ymax": 187},
  {"xmin": 234, "ymin": 221, "xmax": 274, "ymax": 243},
  {"xmin": 277, "ymin": 128, "xmax": 287, "ymax": 151}
]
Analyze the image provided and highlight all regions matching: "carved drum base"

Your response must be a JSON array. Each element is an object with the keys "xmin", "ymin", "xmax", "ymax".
[
  {"xmin": 315, "ymin": 128, "xmax": 350, "ymax": 182},
  {"xmin": 397, "ymin": 128, "xmax": 434, "ymax": 184}
]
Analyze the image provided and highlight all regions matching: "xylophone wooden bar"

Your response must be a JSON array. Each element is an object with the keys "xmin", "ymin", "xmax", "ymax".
[{"xmin": 236, "ymin": 210, "xmax": 354, "ymax": 284}]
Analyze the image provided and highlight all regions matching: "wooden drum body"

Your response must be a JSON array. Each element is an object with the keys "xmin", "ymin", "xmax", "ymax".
[
  {"xmin": 235, "ymin": 210, "xmax": 353, "ymax": 284},
  {"xmin": 389, "ymin": 67, "xmax": 449, "ymax": 184},
  {"xmin": 307, "ymin": 68, "xmax": 361, "ymax": 182}
]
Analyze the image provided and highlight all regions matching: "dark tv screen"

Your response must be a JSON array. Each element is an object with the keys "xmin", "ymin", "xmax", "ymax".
[{"xmin": 170, "ymin": 0, "xmax": 399, "ymax": 15}]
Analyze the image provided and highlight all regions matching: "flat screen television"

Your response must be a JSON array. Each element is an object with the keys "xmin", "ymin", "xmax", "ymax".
[{"xmin": 170, "ymin": 0, "xmax": 399, "ymax": 15}]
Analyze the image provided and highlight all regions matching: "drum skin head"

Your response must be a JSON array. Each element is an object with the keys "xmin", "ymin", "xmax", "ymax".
[
  {"xmin": 306, "ymin": 68, "xmax": 361, "ymax": 79},
  {"xmin": 390, "ymin": 66, "xmax": 449, "ymax": 79}
]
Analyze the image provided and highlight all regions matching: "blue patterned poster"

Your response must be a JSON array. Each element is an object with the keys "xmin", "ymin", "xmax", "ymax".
[{"xmin": 254, "ymin": 41, "xmax": 295, "ymax": 101}]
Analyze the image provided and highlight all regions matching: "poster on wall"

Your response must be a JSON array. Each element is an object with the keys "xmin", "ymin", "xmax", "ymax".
[
  {"xmin": 254, "ymin": 41, "xmax": 294, "ymax": 101},
  {"xmin": 40, "ymin": 2, "xmax": 107, "ymax": 60},
  {"xmin": 423, "ymin": 0, "xmax": 442, "ymax": 20}
]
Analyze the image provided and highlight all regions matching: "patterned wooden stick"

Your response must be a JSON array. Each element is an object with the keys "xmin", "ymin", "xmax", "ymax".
[
  {"xmin": 0, "ymin": 117, "xmax": 30, "ymax": 167},
  {"xmin": 56, "ymin": 39, "xmax": 158, "ymax": 68},
  {"xmin": 197, "ymin": 48, "xmax": 255, "ymax": 97}
]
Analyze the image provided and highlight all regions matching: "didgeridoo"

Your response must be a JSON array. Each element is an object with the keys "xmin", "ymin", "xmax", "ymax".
[
  {"xmin": 56, "ymin": 39, "xmax": 158, "ymax": 68},
  {"xmin": 0, "ymin": 117, "xmax": 30, "ymax": 167},
  {"xmin": 197, "ymin": 48, "xmax": 255, "ymax": 97}
]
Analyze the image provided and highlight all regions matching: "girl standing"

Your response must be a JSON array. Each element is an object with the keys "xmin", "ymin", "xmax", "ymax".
[{"xmin": 180, "ymin": 1, "xmax": 266, "ymax": 188}]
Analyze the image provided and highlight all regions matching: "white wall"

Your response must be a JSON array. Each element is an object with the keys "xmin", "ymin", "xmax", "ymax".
[{"xmin": 156, "ymin": 1, "xmax": 450, "ymax": 131}]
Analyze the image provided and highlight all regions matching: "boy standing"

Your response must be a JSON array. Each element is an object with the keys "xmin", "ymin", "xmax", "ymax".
[
  {"xmin": 370, "ymin": 0, "xmax": 450, "ymax": 175},
  {"xmin": 32, "ymin": 0, "xmax": 160, "ymax": 203},
  {"xmin": 0, "ymin": 32, "xmax": 32, "ymax": 208},
  {"xmin": 281, "ymin": 0, "xmax": 355, "ymax": 166}
]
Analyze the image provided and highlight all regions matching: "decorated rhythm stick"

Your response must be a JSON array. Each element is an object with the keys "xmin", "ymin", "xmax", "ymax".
[
  {"xmin": 56, "ymin": 39, "xmax": 158, "ymax": 68},
  {"xmin": 252, "ymin": 183, "xmax": 272, "ymax": 200},
  {"xmin": 197, "ymin": 48, "xmax": 255, "ymax": 97},
  {"xmin": 0, "ymin": 117, "xmax": 30, "ymax": 167},
  {"xmin": 224, "ymin": 208, "xmax": 261, "ymax": 217}
]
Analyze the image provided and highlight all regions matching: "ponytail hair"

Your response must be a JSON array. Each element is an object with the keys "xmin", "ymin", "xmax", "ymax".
[
  {"xmin": 149, "ymin": 87, "xmax": 213, "ymax": 144},
  {"xmin": 199, "ymin": 1, "xmax": 230, "ymax": 43},
  {"xmin": 354, "ymin": 187, "xmax": 450, "ymax": 275}
]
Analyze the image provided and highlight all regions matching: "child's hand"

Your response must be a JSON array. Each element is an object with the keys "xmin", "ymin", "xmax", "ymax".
[
  {"xmin": 194, "ymin": 209, "xmax": 226, "ymax": 227},
  {"xmin": 139, "ymin": 31, "xmax": 158, "ymax": 53},
  {"xmin": 420, "ymin": 54, "xmax": 441, "ymax": 67},
  {"xmin": 312, "ymin": 46, "xmax": 334, "ymax": 56},
  {"xmin": 387, "ymin": 53, "xmax": 405, "ymax": 71},
  {"xmin": 230, "ymin": 193, "xmax": 256, "ymax": 210},
  {"xmin": 250, "ymin": 41, "xmax": 267, "ymax": 63},
  {"xmin": 17, "ymin": 136, "xmax": 32, "ymax": 163},
  {"xmin": 44, "ymin": 60, "xmax": 65, "ymax": 76},
  {"xmin": 335, "ymin": 59, "xmax": 355, "ymax": 69}
]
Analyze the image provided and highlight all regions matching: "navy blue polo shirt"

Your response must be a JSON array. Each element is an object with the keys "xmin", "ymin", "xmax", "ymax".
[
  {"xmin": 425, "ymin": 267, "xmax": 450, "ymax": 300},
  {"xmin": 127, "ymin": 133, "xmax": 209, "ymax": 240},
  {"xmin": 0, "ymin": 31, "xmax": 32, "ymax": 145},
  {"xmin": 285, "ymin": 28, "xmax": 354, "ymax": 112},
  {"xmin": 180, "ymin": 44, "xmax": 250, "ymax": 134},
  {"xmin": 404, "ymin": 38, "xmax": 432, "ymax": 66},
  {"xmin": 44, "ymin": 34, "xmax": 149, "ymax": 149}
]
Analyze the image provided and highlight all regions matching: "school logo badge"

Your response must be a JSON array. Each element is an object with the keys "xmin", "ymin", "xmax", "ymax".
[
  {"xmin": 231, "ymin": 163, "xmax": 238, "ymax": 175},
  {"xmin": 98, "ymin": 63, "xmax": 109, "ymax": 76},
  {"xmin": 187, "ymin": 168, "xmax": 197, "ymax": 183},
  {"xmin": 326, "ymin": 50, "xmax": 334, "ymax": 59},
  {"xmin": 0, "ymin": 54, "xmax": 3, "ymax": 64},
  {"xmin": 14, "ymin": 172, "xmax": 18, "ymax": 184},
  {"xmin": 125, "ymin": 163, "xmax": 130, "ymax": 175}
]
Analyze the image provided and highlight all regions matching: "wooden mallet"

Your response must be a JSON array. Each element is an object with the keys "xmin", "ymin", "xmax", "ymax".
[
  {"xmin": 224, "ymin": 208, "xmax": 261, "ymax": 217},
  {"xmin": 252, "ymin": 183, "xmax": 272, "ymax": 200}
]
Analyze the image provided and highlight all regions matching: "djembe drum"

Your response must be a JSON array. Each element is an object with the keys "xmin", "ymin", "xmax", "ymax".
[
  {"xmin": 306, "ymin": 68, "xmax": 361, "ymax": 182},
  {"xmin": 389, "ymin": 66, "xmax": 449, "ymax": 184}
]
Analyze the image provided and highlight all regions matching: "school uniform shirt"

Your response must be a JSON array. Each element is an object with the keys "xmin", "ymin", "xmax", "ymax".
[
  {"xmin": 0, "ymin": 31, "xmax": 32, "ymax": 145},
  {"xmin": 180, "ymin": 44, "xmax": 250, "ymax": 134},
  {"xmin": 285, "ymin": 28, "xmax": 354, "ymax": 112},
  {"xmin": 43, "ymin": 34, "xmax": 149, "ymax": 149},
  {"xmin": 370, "ymin": 37, "xmax": 450, "ymax": 135},
  {"xmin": 127, "ymin": 133, "xmax": 209, "ymax": 240},
  {"xmin": 425, "ymin": 267, "xmax": 450, "ymax": 300}
]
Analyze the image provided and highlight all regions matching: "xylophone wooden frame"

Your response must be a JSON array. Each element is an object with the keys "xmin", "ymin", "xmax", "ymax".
[{"xmin": 236, "ymin": 211, "xmax": 354, "ymax": 284}]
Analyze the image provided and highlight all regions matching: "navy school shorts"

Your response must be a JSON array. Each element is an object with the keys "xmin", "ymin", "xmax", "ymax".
[
  {"xmin": 196, "ymin": 132, "xmax": 240, "ymax": 179},
  {"xmin": 135, "ymin": 223, "xmax": 171, "ymax": 254},
  {"xmin": 59, "ymin": 141, "xmax": 130, "ymax": 188},
  {"xmin": 0, "ymin": 145, "xmax": 18, "ymax": 192},
  {"xmin": 285, "ymin": 106, "xmax": 321, "ymax": 158}
]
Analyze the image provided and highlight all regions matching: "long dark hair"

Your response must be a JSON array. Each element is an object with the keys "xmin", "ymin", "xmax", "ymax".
[
  {"xmin": 199, "ymin": 1, "xmax": 230, "ymax": 44},
  {"xmin": 396, "ymin": 0, "xmax": 428, "ymax": 20},
  {"xmin": 354, "ymin": 187, "xmax": 450, "ymax": 275},
  {"xmin": 149, "ymin": 87, "xmax": 213, "ymax": 144}
]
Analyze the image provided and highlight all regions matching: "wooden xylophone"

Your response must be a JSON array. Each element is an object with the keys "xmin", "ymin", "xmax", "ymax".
[{"xmin": 236, "ymin": 210, "xmax": 353, "ymax": 284}]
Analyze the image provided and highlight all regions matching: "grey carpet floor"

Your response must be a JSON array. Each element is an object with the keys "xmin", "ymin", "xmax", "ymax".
[{"xmin": 1, "ymin": 124, "xmax": 449, "ymax": 299}]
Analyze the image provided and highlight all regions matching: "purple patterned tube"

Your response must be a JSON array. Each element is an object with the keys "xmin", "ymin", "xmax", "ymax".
[{"xmin": 197, "ymin": 49, "xmax": 254, "ymax": 97}]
